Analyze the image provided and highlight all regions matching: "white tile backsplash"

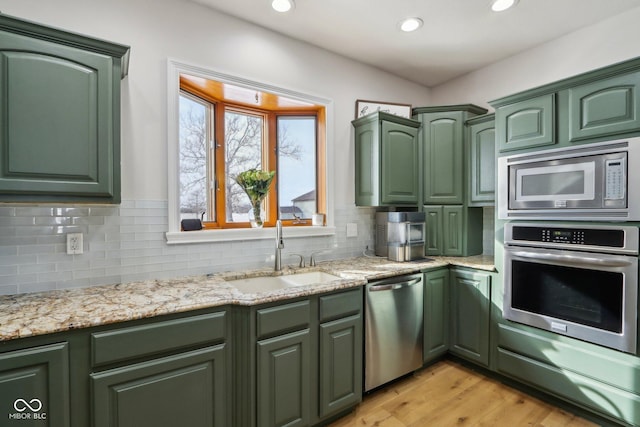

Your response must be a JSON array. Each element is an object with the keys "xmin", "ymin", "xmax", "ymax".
[
  {"xmin": 482, "ymin": 207, "xmax": 495, "ymax": 256},
  {"xmin": 0, "ymin": 201, "xmax": 376, "ymax": 295},
  {"xmin": 0, "ymin": 201, "xmax": 495, "ymax": 295}
]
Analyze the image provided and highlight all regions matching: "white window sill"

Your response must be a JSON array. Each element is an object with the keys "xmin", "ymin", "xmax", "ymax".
[{"xmin": 165, "ymin": 226, "xmax": 336, "ymax": 245}]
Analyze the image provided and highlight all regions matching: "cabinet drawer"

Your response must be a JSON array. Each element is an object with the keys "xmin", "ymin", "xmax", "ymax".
[
  {"xmin": 498, "ymin": 347, "xmax": 640, "ymax": 427},
  {"xmin": 91, "ymin": 311, "xmax": 226, "ymax": 367},
  {"xmin": 319, "ymin": 288, "xmax": 362, "ymax": 323},
  {"xmin": 256, "ymin": 300, "xmax": 310, "ymax": 339},
  {"xmin": 498, "ymin": 322, "xmax": 640, "ymax": 394}
]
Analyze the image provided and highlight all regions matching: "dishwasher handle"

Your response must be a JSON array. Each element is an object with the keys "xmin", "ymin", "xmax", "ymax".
[{"xmin": 368, "ymin": 276, "xmax": 421, "ymax": 292}]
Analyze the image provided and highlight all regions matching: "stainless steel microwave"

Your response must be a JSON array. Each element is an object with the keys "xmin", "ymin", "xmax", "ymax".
[{"xmin": 498, "ymin": 138, "xmax": 640, "ymax": 221}]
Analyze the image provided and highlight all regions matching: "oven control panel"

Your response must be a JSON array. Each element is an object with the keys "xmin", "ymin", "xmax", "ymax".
[
  {"xmin": 511, "ymin": 225, "xmax": 625, "ymax": 248},
  {"xmin": 541, "ymin": 229, "xmax": 585, "ymax": 244}
]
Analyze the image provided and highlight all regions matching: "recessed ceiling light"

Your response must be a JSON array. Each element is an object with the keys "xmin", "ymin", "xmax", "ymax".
[
  {"xmin": 272, "ymin": 0, "xmax": 294, "ymax": 13},
  {"xmin": 491, "ymin": 0, "xmax": 518, "ymax": 12},
  {"xmin": 399, "ymin": 17, "xmax": 423, "ymax": 32}
]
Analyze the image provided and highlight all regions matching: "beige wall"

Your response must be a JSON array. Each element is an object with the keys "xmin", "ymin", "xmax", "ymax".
[{"xmin": 430, "ymin": 6, "xmax": 640, "ymax": 110}]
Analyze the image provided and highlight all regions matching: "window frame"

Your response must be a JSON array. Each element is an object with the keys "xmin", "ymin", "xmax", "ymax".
[{"xmin": 166, "ymin": 59, "xmax": 335, "ymax": 244}]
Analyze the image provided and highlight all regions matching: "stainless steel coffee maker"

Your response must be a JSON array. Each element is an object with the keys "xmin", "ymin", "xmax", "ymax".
[{"xmin": 375, "ymin": 212, "xmax": 426, "ymax": 261}]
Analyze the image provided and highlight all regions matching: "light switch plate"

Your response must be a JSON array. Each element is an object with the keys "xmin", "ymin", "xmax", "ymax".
[{"xmin": 346, "ymin": 223, "xmax": 358, "ymax": 237}]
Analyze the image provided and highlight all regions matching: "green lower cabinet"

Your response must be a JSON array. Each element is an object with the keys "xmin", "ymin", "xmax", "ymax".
[
  {"xmin": 423, "ymin": 268, "xmax": 449, "ymax": 363},
  {"xmin": 318, "ymin": 315, "xmax": 362, "ymax": 418},
  {"xmin": 0, "ymin": 342, "xmax": 70, "ymax": 427},
  {"xmin": 91, "ymin": 344, "xmax": 227, "ymax": 427},
  {"xmin": 247, "ymin": 290, "xmax": 363, "ymax": 427},
  {"xmin": 449, "ymin": 268, "xmax": 491, "ymax": 367},
  {"xmin": 257, "ymin": 330, "xmax": 311, "ymax": 427},
  {"xmin": 423, "ymin": 205, "xmax": 483, "ymax": 256}
]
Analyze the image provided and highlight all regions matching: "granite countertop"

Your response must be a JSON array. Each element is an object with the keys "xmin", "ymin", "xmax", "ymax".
[{"xmin": 0, "ymin": 255, "xmax": 494, "ymax": 342}]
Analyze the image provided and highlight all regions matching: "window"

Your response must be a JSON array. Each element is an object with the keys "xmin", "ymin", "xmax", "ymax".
[
  {"xmin": 277, "ymin": 116, "xmax": 317, "ymax": 220},
  {"xmin": 177, "ymin": 72, "xmax": 326, "ymax": 230}
]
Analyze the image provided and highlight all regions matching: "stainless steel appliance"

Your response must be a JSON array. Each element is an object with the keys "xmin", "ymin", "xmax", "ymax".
[
  {"xmin": 375, "ymin": 211, "xmax": 426, "ymax": 261},
  {"xmin": 503, "ymin": 222, "xmax": 639, "ymax": 353},
  {"xmin": 364, "ymin": 273, "xmax": 423, "ymax": 391},
  {"xmin": 498, "ymin": 138, "xmax": 640, "ymax": 220}
]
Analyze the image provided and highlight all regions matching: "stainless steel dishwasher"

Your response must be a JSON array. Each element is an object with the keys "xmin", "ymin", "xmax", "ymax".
[{"xmin": 364, "ymin": 273, "xmax": 424, "ymax": 391}]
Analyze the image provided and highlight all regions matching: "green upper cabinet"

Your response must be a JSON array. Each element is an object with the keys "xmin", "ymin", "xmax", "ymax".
[
  {"xmin": 495, "ymin": 94, "xmax": 555, "ymax": 152},
  {"xmin": 466, "ymin": 114, "xmax": 495, "ymax": 206},
  {"xmin": 0, "ymin": 14, "xmax": 129, "ymax": 203},
  {"xmin": 353, "ymin": 112, "xmax": 421, "ymax": 206},
  {"xmin": 492, "ymin": 58, "xmax": 640, "ymax": 153},
  {"xmin": 413, "ymin": 105, "xmax": 487, "ymax": 205},
  {"xmin": 560, "ymin": 71, "xmax": 640, "ymax": 143}
]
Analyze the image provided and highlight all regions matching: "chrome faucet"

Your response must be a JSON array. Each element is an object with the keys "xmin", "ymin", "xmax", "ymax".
[{"xmin": 274, "ymin": 220, "xmax": 284, "ymax": 271}]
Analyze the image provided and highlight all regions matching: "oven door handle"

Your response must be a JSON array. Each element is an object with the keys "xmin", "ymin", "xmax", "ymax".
[{"xmin": 510, "ymin": 250, "xmax": 634, "ymax": 267}]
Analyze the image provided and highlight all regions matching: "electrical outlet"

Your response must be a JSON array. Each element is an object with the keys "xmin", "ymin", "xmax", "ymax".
[
  {"xmin": 346, "ymin": 223, "xmax": 358, "ymax": 237},
  {"xmin": 66, "ymin": 233, "xmax": 83, "ymax": 255}
]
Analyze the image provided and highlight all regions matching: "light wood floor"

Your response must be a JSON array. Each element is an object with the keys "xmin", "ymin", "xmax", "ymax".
[{"xmin": 328, "ymin": 360, "xmax": 599, "ymax": 427}]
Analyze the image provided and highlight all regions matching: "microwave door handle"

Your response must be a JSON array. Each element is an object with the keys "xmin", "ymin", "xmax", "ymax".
[{"xmin": 510, "ymin": 250, "xmax": 634, "ymax": 268}]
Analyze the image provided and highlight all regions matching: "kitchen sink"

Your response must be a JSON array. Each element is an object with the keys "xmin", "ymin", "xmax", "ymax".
[{"xmin": 226, "ymin": 271, "xmax": 341, "ymax": 294}]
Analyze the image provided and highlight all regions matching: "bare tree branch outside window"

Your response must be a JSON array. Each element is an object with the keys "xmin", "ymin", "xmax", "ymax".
[
  {"xmin": 179, "ymin": 95, "xmax": 208, "ymax": 220},
  {"xmin": 179, "ymin": 93, "xmax": 306, "ymax": 225}
]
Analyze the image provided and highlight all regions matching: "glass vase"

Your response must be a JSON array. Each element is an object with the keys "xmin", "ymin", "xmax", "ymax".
[{"xmin": 250, "ymin": 203, "xmax": 265, "ymax": 228}]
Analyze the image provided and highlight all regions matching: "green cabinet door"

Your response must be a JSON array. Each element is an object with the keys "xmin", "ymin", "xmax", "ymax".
[
  {"xmin": 424, "ymin": 205, "xmax": 444, "ymax": 256},
  {"xmin": 442, "ymin": 205, "xmax": 464, "ymax": 256},
  {"xmin": 496, "ymin": 94, "xmax": 555, "ymax": 152},
  {"xmin": 0, "ymin": 15, "xmax": 128, "ymax": 203},
  {"xmin": 467, "ymin": 115, "xmax": 496, "ymax": 205},
  {"xmin": 257, "ymin": 329, "xmax": 311, "ymax": 427},
  {"xmin": 450, "ymin": 269, "xmax": 491, "ymax": 367},
  {"xmin": 91, "ymin": 345, "xmax": 228, "ymax": 427},
  {"xmin": 353, "ymin": 117, "xmax": 380, "ymax": 206},
  {"xmin": 0, "ymin": 342, "xmax": 70, "ymax": 427},
  {"xmin": 380, "ymin": 119, "xmax": 420, "ymax": 205},
  {"xmin": 318, "ymin": 314, "xmax": 362, "ymax": 418},
  {"xmin": 423, "ymin": 268, "xmax": 449, "ymax": 363},
  {"xmin": 420, "ymin": 112, "xmax": 465, "ymax": 204},
  {"xmin": 562, "ymin": 71, "xmax": 640, "ymax": 142},
  {"xmin": 423, "ymin": 205, "xmax": 482, "ymax": 256},
  {"xmin": 352, "ymin": 111, "xmax": 420, "ymax": 206}
]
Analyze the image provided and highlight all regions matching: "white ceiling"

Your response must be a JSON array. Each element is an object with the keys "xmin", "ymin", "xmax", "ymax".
[{"xmin": 189, "ymin": 0, "xmax": 640, "ymax": 87}]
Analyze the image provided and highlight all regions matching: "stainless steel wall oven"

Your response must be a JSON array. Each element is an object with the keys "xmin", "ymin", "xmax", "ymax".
[{"xmin": 503, "ymin": 222, "xmax": 639, "ymax": 353}]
